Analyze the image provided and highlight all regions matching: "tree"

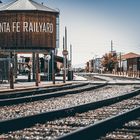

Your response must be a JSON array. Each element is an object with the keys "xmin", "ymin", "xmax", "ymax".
[{"xmin": 102, "ymin": 52, "xmax": 118, "ymax": 72}]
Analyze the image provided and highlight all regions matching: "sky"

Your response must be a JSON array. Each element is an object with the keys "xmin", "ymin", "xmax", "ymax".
[{"xmin": 3, "ymin": 0, "xmax": 140, "ymax": 67}]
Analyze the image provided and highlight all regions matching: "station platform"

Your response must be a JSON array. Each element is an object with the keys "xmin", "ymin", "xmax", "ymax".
[
  {"xmin": 75, "ymin": 73, "xmax": 140, "ymax": 85},
  {"xmin": 98, "ymin": 73, "xmax": 140, "ymax": 80},
  {"xmin": 0, "ymin": 75, "xmax": 87, "ymax": 93},
  {"xmin": 93, "ymin": 74, "xmax": 140, "ymax": 85},
  {"xmin": 1, "ymin": 74, "xmax": 140, "ymax": 93}
]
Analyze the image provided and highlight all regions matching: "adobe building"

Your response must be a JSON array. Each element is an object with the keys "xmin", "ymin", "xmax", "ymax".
[{"xmin": 0, "ymin": 0, "xmax": 59, "ymax": 85}]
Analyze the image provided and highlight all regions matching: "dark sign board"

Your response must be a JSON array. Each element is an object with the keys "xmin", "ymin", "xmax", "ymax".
[{"xmin": 0, "ymin": 11, "xmax": 57, "ymax": 50}]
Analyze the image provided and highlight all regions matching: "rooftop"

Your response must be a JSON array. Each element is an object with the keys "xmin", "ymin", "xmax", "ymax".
[
  {"xmin": 0, "ymin": 0, "xmax": 59, "ymax": 13},
  {"xmin": 122, "ymin": 52, "xmax": 140, "ymax": 60}
]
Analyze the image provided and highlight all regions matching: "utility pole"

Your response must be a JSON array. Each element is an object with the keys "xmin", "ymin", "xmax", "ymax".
[
  {"xmin": 63, "ymin": 36, "xmax": 66, "ymax": 83},
  {"xmin": 120, "ymin": 52, "xmax": 122, "ymax": 73},
  {"xmin": 70, "ymin": 44, "xmax": 72, "ymax": 69},
  {"xmin": 111, "ymin": 40, "xmax": 113, "ymax": 53},
  {"xmin": 65, "ymin": 27, "xmax": 67, "ymax": 51},
  {"xmin": 65, "ymin": 27, "xmax": 68, "ymax": 69},
  {"xmin": 52, "ymin": 50, "xmax": 55, "ymax": 84}
]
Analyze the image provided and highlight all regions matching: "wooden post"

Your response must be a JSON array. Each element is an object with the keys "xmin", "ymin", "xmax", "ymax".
[
  {"xmin": 9, "ymin": 52, "xmax": 14, "ymax": 89},
  {"xmin": 14, "ymin": 53, "xmax": 18, "ymax": 78},
  {"xmin": 32, "ymin": 52, "xmax": 35, "ymax": 81},
  {"xmin": 36, "ymin": 53, "xmax": 39, "ymax": 86},
  {"xmin": 52, "ymin": 50, "xmax": 55, "ymax": 84},
  {"xmin": 28, "ymin": 67, "xmax": 31, "ymax": 82}
]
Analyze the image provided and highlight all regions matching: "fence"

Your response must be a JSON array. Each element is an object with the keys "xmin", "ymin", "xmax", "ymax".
[{"xmin": 112, "ymin": 71, "xmax": 140, "ymax": 78}]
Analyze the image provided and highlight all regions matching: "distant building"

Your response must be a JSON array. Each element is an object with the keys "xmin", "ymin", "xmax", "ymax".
[
  {"xmin": 85, "ymin": 58, "xmax": 102, "ymax": 73},
  {"xmin": 85, "ymin": 62, "xmax": 90, "ymax": 72},
  {"xmin": 89, "ymin": 59, "xmax": 94, "ymax": 72},
  {"xmin": 18, "ymin": 55, "xmax": 64, "ymax": 74},
  {"xmin": 121, "ymin": 52, "xmax": 140, "ymax": 72},
  {"xmin": 94, "ymin": 58, "xmax": 102, "ymax": 73}
]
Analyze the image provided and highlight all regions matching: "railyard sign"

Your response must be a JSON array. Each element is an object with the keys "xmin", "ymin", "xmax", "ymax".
[
  {"xmin": 0, "ymin": 22, "xmax": 53, "ymax": 33},
  {"xmin": 0, "ymin": 12, "xmax": 57, "ymax": 50}
]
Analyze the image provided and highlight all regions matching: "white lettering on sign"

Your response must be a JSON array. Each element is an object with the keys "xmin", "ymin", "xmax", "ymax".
[
  {"xmin": 0, "ymin": 22, "xmax": 53, "ymax": 33},
  {"xmin": 12, "ymin": 22, "xmax": 20, "ymax": 32},
  {"xmin": 0, "ymin": 22, "xmax": 11, "ymax": 32},
  {"xmin": 23, "ymin": 22, "xmax": 28, "ymax": 32}
]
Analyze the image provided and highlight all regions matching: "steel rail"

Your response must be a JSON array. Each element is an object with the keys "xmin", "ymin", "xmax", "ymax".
[
  {"xmin": 0, "ymin": 88, "xmax": 139, "ymax": 134},
  {"xmin": 58, "ymin": 106, "xmax": 140, "ymax": 140},
  {"xmin": 0, "ymin": 83, "xmax": 107, "ymax": 106},
  {"xmin": 100, "ymin": 117, "xmax": 140, "ymax": 140},
  {"xmin": 0, "ymin": 83, "xmax": 88, "ymax": 99}
]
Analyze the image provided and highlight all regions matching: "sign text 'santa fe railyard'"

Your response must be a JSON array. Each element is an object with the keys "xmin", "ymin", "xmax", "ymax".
[{"xmin": 0, "ymin": 22, "xmax": 53, "ymax": 33}]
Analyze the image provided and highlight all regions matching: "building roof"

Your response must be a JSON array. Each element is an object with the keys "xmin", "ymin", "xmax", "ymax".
[
  {"xmin": 0, "ymin": 0, "xmax": 59, "ymax": 13},
  {"xmin": 122, "ymin": 52, "xmax": 140, "ymax": 60}
]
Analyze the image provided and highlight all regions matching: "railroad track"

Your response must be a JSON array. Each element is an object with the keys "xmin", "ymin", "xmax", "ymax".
[
  {"xmin": 58, "ymin": 106, "xmax": 140, "ymax": 140},
  {"xmin": 99, "ymin": 117, "xmax": 140, "ymax": 140},
  {"xmin": 0, "ymin": 83, "xmax": 88, "ymax": 99},
  {"xmin": 0, "ymin": 85, "xmax": 139, "ymax": 139},
  {"xmin": 0, "ymin": 83, "xmax": 107, "ymax": 106},
  {"xmin": 0, "ymin": 85, "xmax": 135, "ymax": 121}
]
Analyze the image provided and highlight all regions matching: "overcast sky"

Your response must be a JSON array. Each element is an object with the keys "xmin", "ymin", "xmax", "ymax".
[{"xmin": 3, "ymin": 0, "xmax": 140, "ymax": 67}]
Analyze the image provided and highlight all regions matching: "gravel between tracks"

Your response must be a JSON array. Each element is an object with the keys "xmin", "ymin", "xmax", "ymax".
[
  {"xmin": 0, "ymin": 94, "xmax": 140, "ymax": 140},
  {"xmin": 0, "ymin": 85, "xmax": 135, "ymax": 121}
]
